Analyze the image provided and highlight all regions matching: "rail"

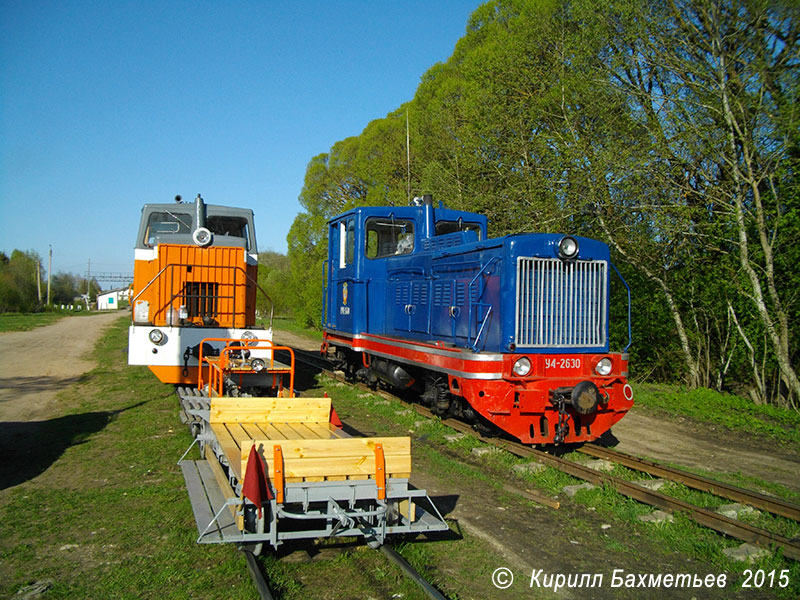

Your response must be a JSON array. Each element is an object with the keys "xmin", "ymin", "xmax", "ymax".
[{"xmin": 579, "ymin": 444, "xmax": 800, "ymax": 521}]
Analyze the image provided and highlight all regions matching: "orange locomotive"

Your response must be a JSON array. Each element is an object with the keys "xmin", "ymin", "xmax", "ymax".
[{"xmin": 128, "ymin": 195, "xmax": 274, "ymax": 391}]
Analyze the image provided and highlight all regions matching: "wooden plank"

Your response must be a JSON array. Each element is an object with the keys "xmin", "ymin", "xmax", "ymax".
[
  {"xmin": 270, "ymin": 423, "xmax": 304, "ymax": 439},
  {"xmin": 283, "ymin": 422, "xmax": 323, "ymax": 439},
  {"xmin": 257, "ymin": 437, "xmax": 410, "ymax": 459},
  {"xmin": 303, "ymin": 423, "xmax": 343, "ymax": 439},
  {"xmin": 239, "ymin": 422, "xmax": 264, "ymax": 441},
  {"xmin": 225, "ymin": 422, "xmax": 252, "ymax": 442},
  {"xmin": 209, "ymin": 397, "xmax": 331, "ymax": 424},
  {"xmin": 209, "ymin": 424, "xmax": 244, "ymax": 480},
  {"xmin": 260, "ymin": 423, "xmax": 289, "ymax": 440},
  {"xmin": 204, "ymin": 445, "xmax": 241, "ymax": 527},
  {"xmin": 241, "ymin": 437, "xmax": 412, "ymax": 481},
  {"xmin": 279, "ymin": 457, "xmax": 411, "ymax": 479}
]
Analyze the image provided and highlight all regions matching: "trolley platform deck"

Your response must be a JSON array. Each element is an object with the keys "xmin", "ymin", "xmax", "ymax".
[{"xmin": 180, "ymin": 396, "xmax": 447, "ymax": 551}]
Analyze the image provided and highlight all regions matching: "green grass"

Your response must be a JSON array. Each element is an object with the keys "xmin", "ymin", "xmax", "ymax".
[
  {"xmin": 0, "ymin": 318, "xmax": 254, "ymax": 599},
  {"xmin": 261, "ymin": 315, "xmax": 322, "ymax": 340},
  {"xmin": 0, "ymin": 311, "xmax": 66, "ymax": 331},
  {"xmin": 0, "ymin": 309, "xmax": 103, "ymax": 331},
  {"xmin": 633, "ymin": 382, "xmax": 800, "ymax": 447}
]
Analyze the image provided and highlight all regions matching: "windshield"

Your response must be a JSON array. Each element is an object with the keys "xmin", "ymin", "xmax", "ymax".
[
  {"xmin": 435, "ymin": 219, "xmax": 482, "ymax": 240},
  {"xmin": 143, "ymin": 211, "xmax": 192, "ymax": 247},
  {"xmin": 207, "ymin": 216, "xmax": 250, "ymax": 247}
]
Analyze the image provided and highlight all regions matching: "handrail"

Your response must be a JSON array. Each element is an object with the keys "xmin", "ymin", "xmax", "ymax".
[
  {"xmin": 197, "ymin": 337, "xmax": 295, "ymax": 397},
  {"xmin": 467, "ymin": 257, "xmax": 499, "ymax": 351},
  {"xmin": 321, "ymin": 259, "xmax": 329, "ymax": 328},
  {"xmin": 131, "ymin": 264, "xmax": 173, "ymax": 308},
  {"xmin": 610, "ymin": 262, "xmax": 632, "ymax": 352},
  {"xmin": 130, "ymin": 261, "xmax": 275, "ymax": 329}
]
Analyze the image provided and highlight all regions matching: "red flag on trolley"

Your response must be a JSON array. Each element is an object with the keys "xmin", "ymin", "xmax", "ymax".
[
  {"xmin": 242, "ymin": 446, "xmax": 273, "ymax": 518},
  {"xmin": 330, "ymin": 405, "xmax": 342, "ymax": 428}
]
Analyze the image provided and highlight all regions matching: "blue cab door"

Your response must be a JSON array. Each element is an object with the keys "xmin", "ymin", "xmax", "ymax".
[{"xmin": 330, "ymin": 218, "xmax": 355, "ymax": 333}]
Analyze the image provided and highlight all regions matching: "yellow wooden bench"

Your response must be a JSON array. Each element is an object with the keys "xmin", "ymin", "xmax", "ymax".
[{"xmin": 207, "ymin": 397, "xmax": 411, "ymax": 486}]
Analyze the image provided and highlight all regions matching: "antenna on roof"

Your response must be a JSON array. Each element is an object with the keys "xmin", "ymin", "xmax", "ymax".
[{"xmin": 406, "ymin": 109, "xmax": 411, "ymax": 204}]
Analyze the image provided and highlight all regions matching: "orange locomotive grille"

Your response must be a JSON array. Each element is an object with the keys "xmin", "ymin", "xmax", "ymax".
[
  {"xmin": 184, "ymin": 281, "xmax": 220, "ymax": 319},
  {"xmin": 133, "ymin": 244, "xmax": 256, "ymax": 328}
]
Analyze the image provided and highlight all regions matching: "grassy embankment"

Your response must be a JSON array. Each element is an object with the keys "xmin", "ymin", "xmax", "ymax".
[
  {"xmin": 0, "ymin": 309, "xmax": 102, "ymax": 332},
  {"xmin": 634, "ymin": 383, "xmax": 800, "ymax": 449},
  {"xmin": 0, "ymin": 317, "xmax": 256, "ymax": 599}
]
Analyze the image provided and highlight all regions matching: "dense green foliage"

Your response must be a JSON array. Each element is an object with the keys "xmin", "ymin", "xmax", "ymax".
[
  {"xmin": 0, "ymin": 249, "xmax": 100, "ymax": 312},
  {"xmin": 286, "ymin": 0, "xmax": 800, "ymax": 408},
  {"xmin": 255, "ymin": 250, "xmax": 292, "ymax": 320},
  {"xmin": 0, "ymin": 250, "xmax": 43, "ymax": 312}
]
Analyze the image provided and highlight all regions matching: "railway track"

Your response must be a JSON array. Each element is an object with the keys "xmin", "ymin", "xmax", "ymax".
[
  {"xmin": 244, "ymin": 550, "xmax": 275, "ymax": 600},
  {"xmin": 577, "ymin": 444, "xmax": 800, "ymax": 521},
  {"xmin": 285, "ymin": 346, "xmax": 800, "ymax": 562},
  {"xmin": 176, "ymin": 371, "xmax": 447, "ymax": 600},
  {"xmin": 242, "ymin": 544, "xmax": 445, "ymax": 600}
]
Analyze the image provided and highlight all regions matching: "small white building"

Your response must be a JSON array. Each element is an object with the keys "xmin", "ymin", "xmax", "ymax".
[{"xmin": 97, "ymin": 288, "xmax": 131, "ymax": 310}]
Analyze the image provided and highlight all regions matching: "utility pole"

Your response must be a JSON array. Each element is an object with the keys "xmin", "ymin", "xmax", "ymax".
[
  {"xmin": 87, "ymin": 259, "xmax": 91, "ymax": 296},
  {"xmin": 36, "ymin": 260, "xmax": 42, "ymax": 302},
  {"xmin": 47, "ymin": 245, "xmax": 52, "ymax": 306}
]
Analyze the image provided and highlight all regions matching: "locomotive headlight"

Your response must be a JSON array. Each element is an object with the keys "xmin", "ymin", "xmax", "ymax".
[
  {"xmin": 148, "ymin": 328, "xmax": 165, "ymax": 345},
  {"xmin": 192, "ymin": 227, "xmax": 213, "ymax": 247},
  {"xmin": 251, "ymin": 358, "xmax": 266, "ymax": 372},
  {"xmin": 558, "ymin": 235, "xmax": 579, "ymax": 259},
  {"xmin": 595, "ymin": 357, "xmax": 613, "ymax": 376},
  {"xmin": 241, "ymin": 331, "xmax": 257, "ymax": 346},
  {"xmin": 512, "ymin": 357, "xmax": 532, "ymax": 377}
]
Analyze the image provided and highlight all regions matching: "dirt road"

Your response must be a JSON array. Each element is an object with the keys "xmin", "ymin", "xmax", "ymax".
[
  {"xmin": 0, "ymin": 312, "xmax": 122, "ymax": 422},
  {"xmin": 612, "ymin": 410, "xmax": 800, "ymax": 492}
]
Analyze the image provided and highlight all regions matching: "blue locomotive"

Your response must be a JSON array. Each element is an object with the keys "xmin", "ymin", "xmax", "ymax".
[{"xmin": 322, "ymin": 196, "xmax": 633, "ymax": 444}]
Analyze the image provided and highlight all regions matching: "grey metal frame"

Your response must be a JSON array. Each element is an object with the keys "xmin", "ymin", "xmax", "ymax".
[
  {"xmin": 179, "ymin": 405, "xmax": 448, "ymax": 551},
  {"xmin": 180, "ymin": 460, "xmax": 447, "ymax": 549}
]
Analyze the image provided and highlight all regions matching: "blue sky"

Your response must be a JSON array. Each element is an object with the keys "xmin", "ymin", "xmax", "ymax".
[{"xmin": 0, "ymin": 0, "xmax": 481, "ymax": 283}]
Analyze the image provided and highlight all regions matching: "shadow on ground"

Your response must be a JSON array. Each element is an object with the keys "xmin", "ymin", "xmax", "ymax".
[
  {"xmin": 0, "ymin": 402, "xmax": 145, "ymax": 489},
  {"xmin": 0, "ymin": 375, "xmax": 88, "ymax": 396}
]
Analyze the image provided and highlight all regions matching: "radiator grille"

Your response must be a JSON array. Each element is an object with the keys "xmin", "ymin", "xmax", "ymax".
[
  {"xmin": 515, "ymin": 257, "xmax": 607, "ymax": 348},
  {"xmin": 184, "ymin": 282, "xmax": 219, "ymax": 318}
]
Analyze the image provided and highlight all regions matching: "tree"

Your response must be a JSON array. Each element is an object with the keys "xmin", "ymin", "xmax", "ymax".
[
  {"xmin": 0, "ymin": 250, "xmax": 42, "ymax": 312},
  {"xmin": 602, "ymin": 0, "xmax": 800, "ymax": 404},
  {"xmin": 285, "ymin": 0, "xmax": 800, "ymax": 408}
]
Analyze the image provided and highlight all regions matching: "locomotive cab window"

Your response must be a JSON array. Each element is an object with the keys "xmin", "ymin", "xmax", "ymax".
[
  {"xmin": 207, "ymin": 215, "xmax": 251, "ymax": 249},
  {"xmin": 435, "ymin": 219, "xmax": 483, "ymax": 240},
  {"xmin": 144, "ymin": 211, "xmax": 192, "ymax": 247},
  {"xmin": 338, "ymin": 219, "xmax": 355, "ymax": 268},
  {"xmin": 365, "ymin": 217, "xmax": 415, "ymax": 259}
]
